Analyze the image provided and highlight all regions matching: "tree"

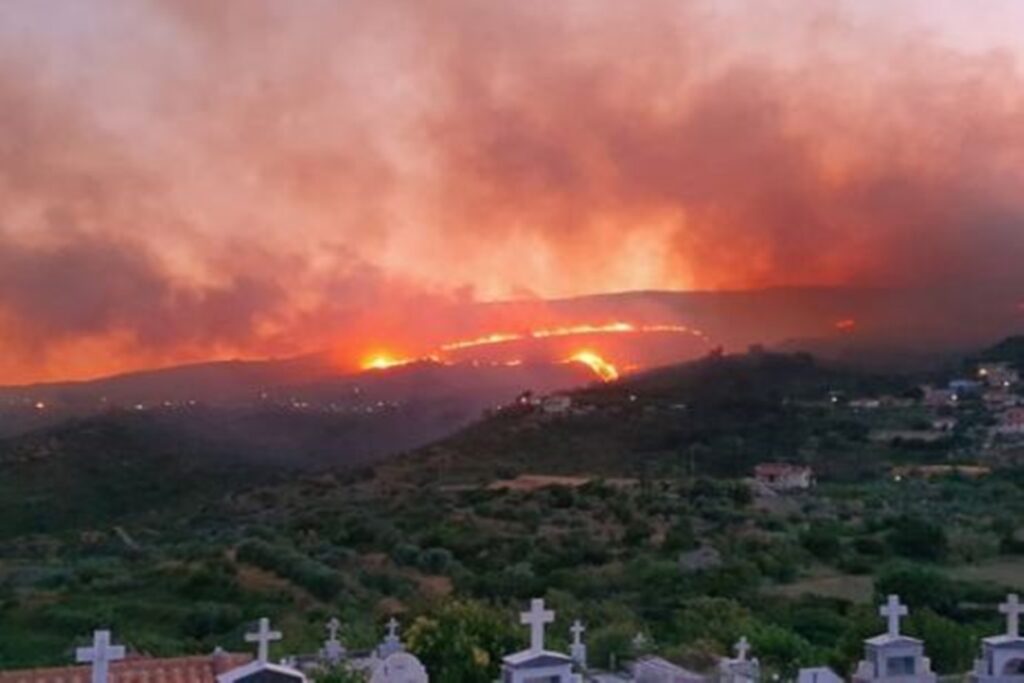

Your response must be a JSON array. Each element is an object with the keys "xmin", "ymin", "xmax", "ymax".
[
  {"xmin": 750, "ymin": 623, "xmax": 816, "ymax": 678},
  {"xmin": 662, "ymin": 517, "xmax": 698, "ymax": 553},
  {"xmin": 887, "ymin": 517, "xmax": 948, "ymax": 561},
  {"xmin": 418, "ymin": 547, "xmax": 454, "ymax": 574},
  {"xmin": 406, "ymin": 601, "xmax": 518, "ymax": 683},
  {"xmin": 588, "ymin": 624, "xmax": 637, "ymax": 671},
  {"xmin": 875, "ymin": 565, "xmax": 959, "ymax": 617},
  {"xmin": 907, "ymin": 609, "xmax": 975, "ymax": 674},
  {"xmin": 801, "ymin": 522, "xmax": 843, "ymax": 562}
]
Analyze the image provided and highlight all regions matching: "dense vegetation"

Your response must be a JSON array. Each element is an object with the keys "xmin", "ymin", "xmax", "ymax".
[{"xmin": 2, "ymin": 351, "xmax": 1023, "ymax": 681}]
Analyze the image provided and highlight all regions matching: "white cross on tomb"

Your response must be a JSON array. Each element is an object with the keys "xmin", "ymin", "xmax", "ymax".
[
  {"xmin": 1000, "ymin": 594, "xmax": 1022, "ymax": 638},
  {"xmin": 571, "ymin": 620, "xmax": 586, "ymax": 646},
  {"xmin": 386, "ymin": 617, "xmax": 400, "ymax": 640},
  {"xmin": 76, "ymin": 630, "xmax": 126, "ymax": 683},
  {"xmin": 880, "ymin": 595, "xmax": 908, "ymax": 637},
  {"xmin": 521, "ymin": 598, "xmax": 555, "ymax": 653},
  {"xmin": 734, "ymin": 636, "xmax": 750, "ymax": 661},
  {"xmin": 245, "ymin": 618, "xmax": 282, "ymax": 664},
  {"xmin": 326, "ymin": 617, "xmax": 341, "ymax": 642}
]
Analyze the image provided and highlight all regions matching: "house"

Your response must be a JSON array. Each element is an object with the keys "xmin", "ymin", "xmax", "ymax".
[
  {"xmin": 931, "ymin": 417, "xmax": 958, "ymax": 432},
  {"xmin": 541, "ymin": 395, "xmax": 573, "ymax": 415},
  {"xmin": 985, "ymin": 390, "xmax": 1021, "ymax": 410},
  {"xmin": 754, "ymin": 463, "xmax": 814, "ymax": 491},
  {"xmin": 979, "ymin": 363, "xmax": 1020, "ymax": 389},
  {"xmin": 921, "ymin": 386, "xmax": 958, "ymax": 408},
  {"xmin": 995, "ymin": 408, "xmax": 1024, "ymax": 437},
  {"xmin": 950, "ymin": 380, "xmax": 983, "ymax": 396}
]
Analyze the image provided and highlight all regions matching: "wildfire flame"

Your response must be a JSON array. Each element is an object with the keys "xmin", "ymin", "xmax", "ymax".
[
  {"xmin": 441, "ymin": 332, "xmax": 524, "ymax": 352},
  {"xmin": 361, "ymin": 352, "xmax": 415, "ymax": 371},
  {"xmin": 439, "ymin": 321, "xmax": 708, "ymax": 352},
  {"xmin": 834, "ymin": 318, "xmax": 857, "ymax": 332},
  {"xmin": 567, "ymin": 350, "xmax": 619, "ymax": 382},
  {"xmin": 354, "ymin": 320, "xmax": 710, "ymax": 379}
]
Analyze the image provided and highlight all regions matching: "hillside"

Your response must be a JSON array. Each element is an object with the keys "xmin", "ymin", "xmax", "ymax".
[
  {"xmin": 0, "ymin": 360, "xmax": 597, "ymax": 538},
  {"xmin": 977, "ymin": 335, "xmax": 1024, "ymax": 369},
  {"xmin": 381, "ymin": 351, "xmax": 919, "ymax": 485},
  {"xmin": 2, "ymin": 345, "xmax": 1024, "ymax": 673}
]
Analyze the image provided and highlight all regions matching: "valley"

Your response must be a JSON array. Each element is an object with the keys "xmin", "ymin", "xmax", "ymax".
[{"xmin": 2, "ymin": 342, "xmax": 1024, "ymax": 678}]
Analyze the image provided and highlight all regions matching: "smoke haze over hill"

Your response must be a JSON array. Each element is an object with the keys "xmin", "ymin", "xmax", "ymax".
[{"xmin": 1, "ymin": 1, "xmax": 1023, "ymax": 382}]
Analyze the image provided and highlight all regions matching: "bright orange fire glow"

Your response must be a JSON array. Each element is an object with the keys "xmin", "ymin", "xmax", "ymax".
[
  {"xmin": 834, "ymin": 318, "xmax": 857, "ymax": 332},
  {"xmin": 566, "ymin": 350, "xmax": 619, "ymax": 382},
  {"xmin": 351, "ymin": 320, "xmax": 710, "ymax": 378},
  {"xmin": 361, "ymin": 352, "xmax": 415, "ymax": 371},
  {"xmin": 533, "ymin": 322, "xmax": 635, "ymax": 338},
  {"xmin": 437, "ymin": 321, "xmax": 709, "ymax": 353},
  {"xmin": 441, "ymin": 333, "xmax": 524, "ymax": 351}
]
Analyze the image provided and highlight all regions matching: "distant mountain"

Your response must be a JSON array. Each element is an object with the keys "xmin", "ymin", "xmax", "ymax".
[
  {"xmin": 0, "ymin": 353, "xmax": 334, "ymax": 405},
  {"xmin": 977, "ymin": 335, "xmax": 1024, "ymax": 368},
  {"xmin": 482, "ymin": 285, "xmax": 1024, "ymax": 355}
]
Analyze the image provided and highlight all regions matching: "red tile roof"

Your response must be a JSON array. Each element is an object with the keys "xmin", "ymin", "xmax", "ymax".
[{"xmin": 0, "ymin": 653, "xmax": 252, "ymax": 683}]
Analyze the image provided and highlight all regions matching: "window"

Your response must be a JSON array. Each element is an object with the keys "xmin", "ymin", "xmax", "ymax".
[{"xmin": 886, "ymin": 656, "xmax": 916, "ymax": 676}]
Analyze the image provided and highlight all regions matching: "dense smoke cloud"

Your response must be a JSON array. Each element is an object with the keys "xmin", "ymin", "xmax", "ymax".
[{"xmin": 0, "ymin": 0, "xmax": 1022, "ymax": 382}]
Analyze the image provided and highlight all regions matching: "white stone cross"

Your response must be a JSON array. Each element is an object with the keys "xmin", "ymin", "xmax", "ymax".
[
  {"xmin": 1000, "ymin": 594, "xmax": 1022, "ymax": 638},
  {"xmin": 521, "ymin": 598, "xmax": 555, "ymax": 653},
  {"xmin": 571, "ymin": 620, "xmax": 586, "ymax": 646},
  {"xmin": 387, "ymin": 617, "xmax": 400, "ymax": 640},
  {"xmin": 76, "ymin": 630, "xmax": 126, "ymax": 683},
  {"xmin": 245, "ymin": 618, "xmax": 282, "ymax": 664},
  {"xmin": 326, "ymin": 617, "xmax": 342, "ymax": 642},
  {"xmin": 880, "ymin": 595, "xmax": 908, "ymax": 637},
  {"xmin": 323, "ymin": 616, "xmax": 346, "ymax": 664},
  {"xmin": 734, "ymin": 636, "xmax": 750, "ymax": 661}
]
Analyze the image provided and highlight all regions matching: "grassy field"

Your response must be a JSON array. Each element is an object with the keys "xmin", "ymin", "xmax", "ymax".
[
  {"xmin": 764, "ymin": 568, "xmax": 874, "ymax": 603},
  {"xmin": 949, "ymin": 558, "xmax": 1024, "ymax": 590}
]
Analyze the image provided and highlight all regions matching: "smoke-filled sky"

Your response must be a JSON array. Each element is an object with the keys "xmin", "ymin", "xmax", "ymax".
[{"xmin": 2, "ymin": 0, "xmax": 1024, "ymax": 384}]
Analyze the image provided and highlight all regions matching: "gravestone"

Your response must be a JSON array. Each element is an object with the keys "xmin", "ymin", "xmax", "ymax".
[
  {"xmin": 378, "ymin": 618, "xmax": 405, "ymax": 659},
  {"xmin": 76, "ymin": 630, "xmax": 126, "ymax": 683},
  {"xmin": 218, "ymin": 618, "xmax": 307, "ymax": 683},
  {"xmin": 970, "ymin": 594, "xmax": 1024, "ymax": 683},
  {"xmin": 500, "ymin": 598, "xmax": 579, "ymax": 683},
  {"xmin": 852, "ymin": 595, "xmax": 936, "ymax": 683},
  {"xmin": 321, "ymin": 617, "xmax": 346, "ymax": 665},
  {"xmin": 369, "ymin": 653, "xmax": 429, "ymax": 683},
  {"xmin": 570, "ymin": 621, "xmax": 587, "ymax": 670},
  {"xmin": 718, "ymin": 636, "xmax": 760, "ymax": 683},
  {"xmin": 245, "ymin": 618, "xmax": 282, "ymax": 665}
]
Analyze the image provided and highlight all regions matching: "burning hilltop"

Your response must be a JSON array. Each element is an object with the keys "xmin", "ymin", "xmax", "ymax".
[{"xmin": 352, "ymin": 319, "xmax": 713, "ymax": 382}]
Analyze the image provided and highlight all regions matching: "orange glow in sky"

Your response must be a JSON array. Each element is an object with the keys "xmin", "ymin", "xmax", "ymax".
[{"xmin": 1, "ymin": 2, "xmax": 1023, "ymax": 384}]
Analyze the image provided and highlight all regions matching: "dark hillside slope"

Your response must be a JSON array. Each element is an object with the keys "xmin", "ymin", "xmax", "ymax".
[
  {"xmin": 384, "ymin": 351, "xmax": 918, "ymax": 485},
  {"xmin": 0, "ymin": 414, "xmax": 280, "ymax": 538}
]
